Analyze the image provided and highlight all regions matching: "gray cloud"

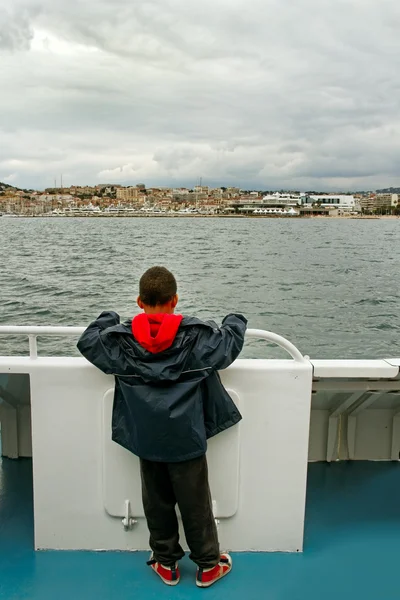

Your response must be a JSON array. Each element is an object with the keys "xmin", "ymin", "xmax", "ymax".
[
  {"xmin": 0, "ymin": 5, "xmax": 33, "ymax": 50},
  {"xmin": 1, "ymin": 0, "xmax": 400, "ymax": 190}
]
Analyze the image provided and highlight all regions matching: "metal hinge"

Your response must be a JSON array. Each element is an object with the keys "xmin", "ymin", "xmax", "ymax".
[{"xmin": 122, "ymin": 500, "xmax": 137, "ymax": 531}]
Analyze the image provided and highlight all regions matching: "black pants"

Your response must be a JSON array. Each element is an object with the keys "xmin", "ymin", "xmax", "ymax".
[{"xmin": 140, "ymin": 454, "xmax": 220, "ymax": 569}]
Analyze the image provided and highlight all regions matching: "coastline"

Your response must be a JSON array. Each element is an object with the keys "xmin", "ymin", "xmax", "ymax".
[{"xmin": 2, "ymin": 214, "xmax": 399, "ymax": 220}]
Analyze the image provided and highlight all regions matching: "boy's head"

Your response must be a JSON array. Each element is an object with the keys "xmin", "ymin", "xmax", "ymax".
[{"xmin": 137, "ymin": 266, "xmax": 178, "ymax": 314}]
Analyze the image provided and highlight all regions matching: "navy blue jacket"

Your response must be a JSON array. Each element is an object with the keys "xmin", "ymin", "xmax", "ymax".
[{"xmin": 77, "ymin": 311, "xmax": 247, "ymax": 462}]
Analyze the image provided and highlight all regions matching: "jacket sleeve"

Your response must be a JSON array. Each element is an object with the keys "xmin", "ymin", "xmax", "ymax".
[
  {"xmin": 193, "ymin": 314, "xmax": 247, "ymax": 371},
  {"xmin": 77, "ymin": 311, "xmax": 121, "ymax": 374}
]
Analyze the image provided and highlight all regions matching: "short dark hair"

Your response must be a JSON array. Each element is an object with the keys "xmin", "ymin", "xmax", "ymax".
[{"xmin": 139, "ymin": 266, "xmax": 177, "ymax": 306}]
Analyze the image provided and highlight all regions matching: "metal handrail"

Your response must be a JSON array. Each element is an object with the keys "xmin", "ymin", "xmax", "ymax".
[
  {"xmin": 0, "ymin": 325, "xmax": 306, "ymax": 362},
  {"xmin": 0, "ymin": 326, "xmax": 85, "ymax": 335},
  {"xmin": 0, "ymin": 326, "xmax": 85, "ymax": 359},
  {"xmin": 246, "ymin": 329, "xmax": 306, "ymax": 362}
]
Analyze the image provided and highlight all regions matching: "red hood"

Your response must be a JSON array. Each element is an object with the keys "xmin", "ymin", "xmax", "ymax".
[{"xmin": 131, "ymin": 313, "xmax": 183, "ymax": 354}]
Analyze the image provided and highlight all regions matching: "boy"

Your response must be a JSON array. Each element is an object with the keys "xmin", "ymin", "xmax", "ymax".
[{"xmin": 77, "ymin": 266, "xmax": 247, "ymax": 588}]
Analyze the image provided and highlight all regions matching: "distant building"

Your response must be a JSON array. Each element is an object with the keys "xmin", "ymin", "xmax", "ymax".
[
  {"xmin": 359, "ymin": 195, "xmax": 376, "ymax": 212},
  {"xmin": 302, "ymin": 194, "xmax": 359, "ymax": 212},
  {"xmin": 116, "ymin": 187, "xmax": 140, "ymax": 201},
  {"xmin": 299, "ymin": 206, "xmax": 336, "ymax": 216},
  {"xmin": 230, "ymin": 195, "xmax": 299, "ymax": 213},
  {"xmin": 359, "ymin": 193, "xmax": 398, "ymax": 212},
  {"xmin": 263, "ymin": 192, "xmax": 300, "ymax": 206},
  {"xmin": 375, "ymin": 193, "xmax": 398, "ymax": 208}
]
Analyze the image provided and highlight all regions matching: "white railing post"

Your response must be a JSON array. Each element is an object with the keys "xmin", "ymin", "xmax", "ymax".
[{"xmin": 28, "ymin": 335, "xmax": 38, "ymax": 360}]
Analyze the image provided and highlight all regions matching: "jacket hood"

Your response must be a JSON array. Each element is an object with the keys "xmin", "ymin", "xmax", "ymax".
[
  {"xmin": 77, "ymin": 311, "xmax": 247, "ymax": 387},
  {"xmin": 131, "ymin": 313, "xmax": 183, "ymax": 354},
  {"xmin": 102, "ymin": 316, "xmax": 215, "ymax": 383}
]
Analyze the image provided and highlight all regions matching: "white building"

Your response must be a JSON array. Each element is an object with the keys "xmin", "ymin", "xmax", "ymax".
[
  {"xmin": 302, "ymin": 194, "xmax": 359, "ymax": 213},
  {"xmin": 262, "ymin": 192, "xmax": 301, "ymax": 206}
]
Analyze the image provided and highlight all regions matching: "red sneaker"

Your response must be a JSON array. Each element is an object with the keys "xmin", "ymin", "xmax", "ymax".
[
  {"xmin": 196, "ymin": 553, "xmax": 232, "ymax": 588},
  {"xmin": 147, "ymin": 554, "xmax": 180, "ymax": 586}
]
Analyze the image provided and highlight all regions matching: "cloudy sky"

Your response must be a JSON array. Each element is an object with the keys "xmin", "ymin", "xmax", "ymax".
[{"xmin": 1, "ymin": 0, "xmax": 400, "ymax": 191}]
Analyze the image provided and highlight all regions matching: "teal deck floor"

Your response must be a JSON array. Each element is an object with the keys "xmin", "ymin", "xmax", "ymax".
[{"xmin": 0, "ymin": 457, "xmax": 399, "ymax": 600}]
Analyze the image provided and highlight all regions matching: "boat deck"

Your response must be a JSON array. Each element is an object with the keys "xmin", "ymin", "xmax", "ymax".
[{"xmin": 0, "ymin": 457, "xmax": 399, "ymax": 600}]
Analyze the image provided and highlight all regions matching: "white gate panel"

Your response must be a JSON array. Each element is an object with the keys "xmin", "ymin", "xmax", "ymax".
[
  {"xmin": 0, "ymin": 327, "xmax": 318, "ymax": 552},
  {"xmin": 102, "ymin": 388, "xmax": 241, "ymax": 519}
]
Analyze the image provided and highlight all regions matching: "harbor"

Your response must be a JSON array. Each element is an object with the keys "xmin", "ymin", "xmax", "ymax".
[{"xmin": 2, "ymin": 183, "xmax": 400, "ymax": 218}]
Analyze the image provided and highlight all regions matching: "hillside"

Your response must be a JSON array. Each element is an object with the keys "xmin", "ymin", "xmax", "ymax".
[
  {"xmin": 376, "ymin": 187, "xmax": 400, "ymax": 194},
  {"xmin": 0, "ymin": 181, "xmax": 30, "ymax": 193}
]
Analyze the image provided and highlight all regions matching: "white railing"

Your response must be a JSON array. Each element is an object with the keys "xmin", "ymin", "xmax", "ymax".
[
  {"xmin": 245, "ymin": 329, "xmax": 306, "ymax": 362},
  {"xmin": 0, "ymin": 326, "xmax": 306, "ymax": 362}
]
